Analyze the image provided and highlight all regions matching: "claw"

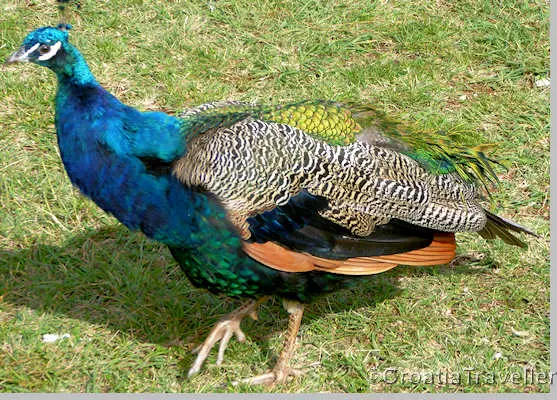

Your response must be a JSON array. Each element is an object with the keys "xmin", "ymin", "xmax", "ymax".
[
  {"xmin": 187, "ymin": 297, "xmax": 305, "ymax": 386},
  {"xmin": 187, "ymin": 298, "xmax": 267, "ymax": 378},
  {"xmin": 187, "ymin": 314, "xmax": 248, "ymax": 377},
  {"xmin": 232, "ymin": 299, "xmax": 306, "ymax": 386},
  {"xmin": 232, "ymin": 367, "xmax": 303, "ymax": 386}
]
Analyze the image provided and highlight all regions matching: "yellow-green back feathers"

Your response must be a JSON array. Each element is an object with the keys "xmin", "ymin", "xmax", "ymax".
[{"xmin": 179, "ymin": 99, "xmax": 501, "ymax": 191}]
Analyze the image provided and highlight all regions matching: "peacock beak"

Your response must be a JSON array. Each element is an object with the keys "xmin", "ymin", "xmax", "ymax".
[{"xmin": 5, "ymin": 45, "xmax": 36, "ymax": 64}]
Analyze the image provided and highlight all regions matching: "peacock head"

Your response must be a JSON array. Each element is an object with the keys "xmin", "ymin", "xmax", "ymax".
[
  {"xmin": 7, "ymin": 25, "xmax": 95, "ymax": 85},
  {"xmin": 7, "ymin": 25, "xmax": 73, "ymax": 69}
]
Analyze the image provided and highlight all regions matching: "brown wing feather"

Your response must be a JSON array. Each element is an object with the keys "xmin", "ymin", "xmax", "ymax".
[{"xmin": 242, "ymin": 233, "xmax": 456, "ymax": 276}]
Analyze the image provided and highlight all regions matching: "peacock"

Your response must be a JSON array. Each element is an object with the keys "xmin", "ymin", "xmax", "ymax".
[{"xmin": 7, "ymin": 25, "xmax": 538, "ymax": 385}]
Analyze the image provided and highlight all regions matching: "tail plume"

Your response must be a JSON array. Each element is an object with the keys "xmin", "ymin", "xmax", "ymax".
[{"xmin": 479, "ymin": 210, "xmax": 539, "ymax": 248}]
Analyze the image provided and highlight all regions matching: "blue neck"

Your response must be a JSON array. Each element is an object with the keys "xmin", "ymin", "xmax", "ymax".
[
  {"xmin": 53, "ymin": 44, "xmax": 97, "ymax": 87},
  {"xmin": 52, "ymin": 54, "xmax": 203, "ymax": 248}
]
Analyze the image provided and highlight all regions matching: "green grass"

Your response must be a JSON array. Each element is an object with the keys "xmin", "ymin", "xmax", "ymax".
[{"xmin": 0, "ymin": 0, "xmax": 549, "ymax": 393}]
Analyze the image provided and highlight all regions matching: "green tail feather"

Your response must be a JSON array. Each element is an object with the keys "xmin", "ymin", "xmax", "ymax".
[
  {"xmin": 348, "ymin": 104, "xmax": 502, "ymax": 189},
  {"xmin": 479, "ymin": 210, "xmax": 540, "ymax": 248}
]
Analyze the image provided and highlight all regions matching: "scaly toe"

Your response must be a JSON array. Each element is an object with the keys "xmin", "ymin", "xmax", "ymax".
[
  {"xmin": 187, "ymin": 319, "xmax": 246, "ymax": 378},
  {"xmin": 186, "ymin": 298, "xmax": 268, "ymax": 378},
  {"xmin": 232, "ymin": 367, "xmax": 303, "ymax": 386}
]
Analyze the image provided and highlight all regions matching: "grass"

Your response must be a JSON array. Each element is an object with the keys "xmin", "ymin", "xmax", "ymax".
[{"xmin": 0, "ymin": 0, "xmax": 550, "ymax": 393}]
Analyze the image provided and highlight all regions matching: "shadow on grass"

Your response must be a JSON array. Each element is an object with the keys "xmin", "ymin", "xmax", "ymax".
[{"xmin": 0, "ymin": 224, "xmax": 492, "ymax": 363}]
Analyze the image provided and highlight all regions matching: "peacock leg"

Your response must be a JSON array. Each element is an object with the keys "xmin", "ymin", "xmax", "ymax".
[
  {"xmin": 188, "ymin": 296, "xmax": 269, "ymax": 378},
  {"xmin": 235, "ymin": 299, "xmax": 305, "ymax": 386}
]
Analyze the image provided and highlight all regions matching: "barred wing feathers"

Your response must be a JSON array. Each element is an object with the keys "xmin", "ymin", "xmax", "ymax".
[
  {"xmin": 173, "ymin": 102, "xmax": 534, "ymax": 274},
  {"xmin": 172, "ymin": 118, "xmax": 487, "ymax": 271},
  {"xmin": 178, "ymin": 100, "xmax": 500, "ymax": 188}
]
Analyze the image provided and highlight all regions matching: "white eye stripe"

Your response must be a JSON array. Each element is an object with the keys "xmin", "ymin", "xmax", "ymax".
[
  {"xmin": 37, "ymin": 41, "xmax": 62, "ymax": 61},
  {"xmin": 22, "ymin": 43, "xmax": 40, "ymax": 58}
]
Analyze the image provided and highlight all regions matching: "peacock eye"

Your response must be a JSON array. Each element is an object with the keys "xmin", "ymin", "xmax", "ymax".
[{"xmin": 38, "ymin": 44, "xmax": 50, "ymax": 55}]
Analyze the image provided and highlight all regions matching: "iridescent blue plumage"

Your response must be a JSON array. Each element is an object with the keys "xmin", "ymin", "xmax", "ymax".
[{"xmin": 52, "ymin": 44, "xmax": 194, "ymax": 247}]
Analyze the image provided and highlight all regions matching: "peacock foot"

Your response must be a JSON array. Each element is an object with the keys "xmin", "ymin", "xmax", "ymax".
[
  {"xmin": 233, "ymin": 299, "xmax": 306, "ymax": 386},
  {"xmin": 187, "ymin": 298, "xmax": 267, "ymax": 378}
]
